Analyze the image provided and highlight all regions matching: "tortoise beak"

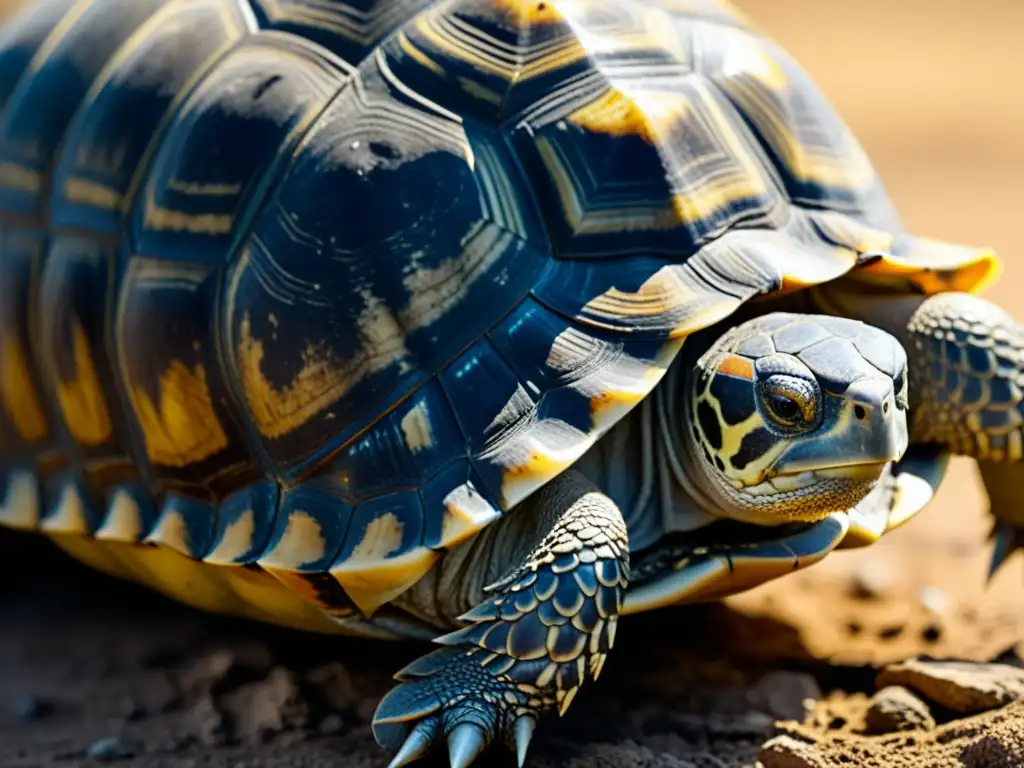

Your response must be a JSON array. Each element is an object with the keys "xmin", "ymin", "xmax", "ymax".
[{"xmin": 774, "ymin": 377, "xmax": 908, "ymax": 476}]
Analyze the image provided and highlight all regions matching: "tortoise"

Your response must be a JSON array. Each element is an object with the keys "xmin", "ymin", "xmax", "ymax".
[{"xmin": 0, "ymin": 0, "xmax": 1022, "ymax": 765}]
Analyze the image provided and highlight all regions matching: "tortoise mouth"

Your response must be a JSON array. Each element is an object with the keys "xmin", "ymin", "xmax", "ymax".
[{"xmin": 621, "ymin": 512, "xmax": 849, "ymax": 615}]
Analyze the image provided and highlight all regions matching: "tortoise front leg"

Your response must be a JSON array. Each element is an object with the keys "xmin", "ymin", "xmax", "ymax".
[
  {"xmin": 372, "ymin": 470, "xmax": 629, "ymax": 768},
  {"xmin": 891, "ymin": 292, "xmax": 1024, "ymax": 571}
]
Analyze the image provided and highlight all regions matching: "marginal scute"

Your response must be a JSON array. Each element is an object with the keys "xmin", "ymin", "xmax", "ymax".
[
  {"xmin": 421, "ymin": 462, "xmax": 502, "ymax": 550},
  {"xmin": 256, "ymin": 483, "xmax": 350, "ymax": 571},
  {"xmin": 330, "ymin": 492, "xmax": 438, "ymax": 616},
  {"xmin": 0, "ymin": 469, "xmax": 40, "ymax": 530},
  {"xmin": 204, "ymin": 481, "xmax": 279, "ymax": 565},
  {"xmin": 143, "ymin": 494, "xmax": 218, "ymax": 559},
  {"xmin": 38, "ymin": 477, "xmax": 95, "ymax": 534},
  {"xmin": 94, "ymin": 485, "xmax": 154, "ymax": 543}
]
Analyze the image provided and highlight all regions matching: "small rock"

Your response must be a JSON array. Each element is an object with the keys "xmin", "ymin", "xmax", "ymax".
[
  {"xmin": 864, "ymin": 685, "xmax": 935, "ymax": 734},
  {"xmin": 850, "ymin": 566, "xmax": 891, "ymax": 599},
  {"xmin": 877, "ymin": 658, "xmax": 1024, "ymax": 714},
  {"xmin": 758, "ymin": 735, "xmax": 830, "ymax": 768},
  {"xmin": 11, "ymin": 696, "xmax": 50, "ymax": 722},
  {"xmin": 318, "ymin": 714, "xmax": 344, "ymax": 735},
  {"xmin": 751, "ymin": 671, "xmax": 822, "ymax": 722},
  {"xmin": 86, "ymin": 737, "xmax": 141, "ymax": 762}
]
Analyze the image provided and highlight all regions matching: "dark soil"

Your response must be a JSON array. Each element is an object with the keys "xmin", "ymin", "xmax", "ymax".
[{"xmin": 3, "ymin": 528, "xmax": 1024, "ymax": 768}]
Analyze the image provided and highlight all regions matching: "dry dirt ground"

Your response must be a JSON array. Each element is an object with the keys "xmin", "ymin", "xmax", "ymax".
[{"xmin": 4, "ymin": 1, "xmax": 1024, "ymax": 766}]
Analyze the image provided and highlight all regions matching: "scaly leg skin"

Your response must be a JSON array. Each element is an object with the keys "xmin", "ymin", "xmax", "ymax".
[
  {"xmin": 372, "ymin": 470, "xmax": 629, "ymax": 768},
  {"xmin": 899, "ymin": 292, "xmax": 1024, "ymax": 574}
]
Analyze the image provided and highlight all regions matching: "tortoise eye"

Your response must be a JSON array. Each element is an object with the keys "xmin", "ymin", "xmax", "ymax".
[
  {"xmin": 760, "ymin": 375, "xmax": 818, "ymax": 429},
  {"xmin": 766, "ymin": 392, "xmax": 801, "ymax": 424}
]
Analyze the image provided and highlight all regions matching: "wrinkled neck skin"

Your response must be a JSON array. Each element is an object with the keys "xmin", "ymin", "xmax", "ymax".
[{"xmin": 571, "ymin": 340, "xmax": 727, "ymax": 554}]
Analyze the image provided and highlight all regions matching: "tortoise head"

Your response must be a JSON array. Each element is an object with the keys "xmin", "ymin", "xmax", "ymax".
[{"xmin": 684, "ymin": 312, "xmax": 909, "ymax": 526}]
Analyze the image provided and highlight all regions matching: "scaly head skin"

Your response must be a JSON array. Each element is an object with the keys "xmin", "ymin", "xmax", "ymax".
[{"xmin": 683, "ymin": 313, "xmax": 910, "ymax": 526}]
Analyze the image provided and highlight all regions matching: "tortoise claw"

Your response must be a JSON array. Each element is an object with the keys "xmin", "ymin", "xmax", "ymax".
[
  {"xmin": 448, "ymin": 723, "xmax": 487, "ymax": 768},
  {"xmin": 514, "ymin": 715, "xmax": 536, "ymax": 767},
  {"xmin": 388, "ymin": 720, "xmax": 437, "ymax": 768}
]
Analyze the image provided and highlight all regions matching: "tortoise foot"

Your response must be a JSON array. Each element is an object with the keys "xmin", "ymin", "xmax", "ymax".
[
  {"xmin": 372, "ymin": 646, "xmax": 542, "ymax": 767},
  {"xmin": 372, "ymin": 470, "xmax": 629, "ymax": 767}
]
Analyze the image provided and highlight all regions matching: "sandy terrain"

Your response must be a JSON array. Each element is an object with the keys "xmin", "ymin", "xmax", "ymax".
[{"xmin": 3, "ymin": 1, "xmax": 1024, "ymax": 766}]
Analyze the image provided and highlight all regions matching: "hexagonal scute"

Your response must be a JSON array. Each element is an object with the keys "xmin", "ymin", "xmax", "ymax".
[{"xmin": 222, "ymin": 50, "xmax": 551, "ymax": 479}]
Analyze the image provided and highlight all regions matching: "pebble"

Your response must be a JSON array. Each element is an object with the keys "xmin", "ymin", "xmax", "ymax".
[
  {"xmin": 876, "ymin": 658, "xmax": 1024, "ymax": 714},
  {"xmin": 86, "ymin": 737, "xmax": 141, "ymax": 762},
  {"xmin": 865, "ymin": 685, "xmax": 936, "ymax": 734}
]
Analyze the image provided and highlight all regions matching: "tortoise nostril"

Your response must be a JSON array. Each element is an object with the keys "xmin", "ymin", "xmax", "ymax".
[
  {"xmin": 854, "ymin": 405, "xmax": 868, "ymax": 421},
  {"xmin": 883, "ymin": 401, "xmax": 890, "ymax": 415}
]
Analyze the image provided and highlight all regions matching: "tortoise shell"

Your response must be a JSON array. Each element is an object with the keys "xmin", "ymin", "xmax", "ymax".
[{"xmin": 0, "ymin": 0, "xmax": 998, "ymax": 633}]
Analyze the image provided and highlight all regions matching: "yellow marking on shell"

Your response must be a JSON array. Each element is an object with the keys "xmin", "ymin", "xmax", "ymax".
[
  {"xmin": 330, "ymin": 513, "xmax": 439, "ymax": 615},
  {"xmin": 438, "ymin": 486, "xmax": 501, "ymax": 549},
  {"xmin": 717, "ymin": 354, "xmax": 754, "ymax": 380},
  {"xmin": 503, "ymin": 338, "xmax": 682, "ymax": 507},
  {"xmin": 166, "ymin": 179, "xmax": 242, "ymax": 196},
  {"xmin": 55, "ymin": 318, "xmax": 113, "ymax": 447},
  {"xmin": 94, "ymin": 490, "xmax": 143, "ymax": 542},
  {"xmin": 397, "ymin": 32, "xmax": 444, "ymax": 75},
  {"xmin": 331, "ymin": 546, "xmax": 439, "ymax": 618},
  {"xmin": 568, "ymin": 89, "xmax": 673, "ymax": 144},
  {"xmin": 63, "ymin": 177, "xmax": 122, "ymax": 211},
  {"xmin": 257, "ymin": 510, "xmax": 327, "ymax": 569},
  {"xmin": 129, "ymin": 359, "xmax": 229, "ymax": 468},
  {"xmin": 580, "ymin": 266, "xmax": 738, "ymax": 337},
  {"xmin": 144, "ymin": 507, "xmax": 195, "ymax": 556},
  {"xmin": 859, "ymin": 242, "xmax": 1001, "ymax": 297},
  {"xmin": 0, "ymin": 162, "xmax": 40, "ymax": 195},
  {"xmin": 237, "ymin": 289, "xmax": 410, "ymax": 438},
  {"xmin": 39, "ymin": 484, "xmax": 89, "ymax": 535},
  {"xmin": 588, "ymin": 360, "xmax": 673, "ymax": 434},
  {"xmin": 1, "ymin": 337, "xmax": 49, "ymax": 443},
  {"xmin": 400, "ymin": 401, "xmax": 434, "ymax": 453},
  {"xmin": 0, "ymin": 471, "xmax": 40, "ymax": 530},
  {"xmin": 203, "ymin": 509, "xmax": 257, "ymax": 565},
  {"xmin": 143, "ymin": 201, "xmax": 233, "ymax": 235},
  {"xmin": 490, "ymin": 0, "xmax": 564, "ymax": 24},
  {"xmin": 411, "ymin": 2, "xmax": 584, "ymax": 84}
]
